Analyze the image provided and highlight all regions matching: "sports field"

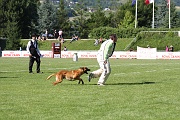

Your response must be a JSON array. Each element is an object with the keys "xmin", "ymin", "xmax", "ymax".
[{"xmin": 0, "ymin": 57, "xmax": 180, "ymax": 120}]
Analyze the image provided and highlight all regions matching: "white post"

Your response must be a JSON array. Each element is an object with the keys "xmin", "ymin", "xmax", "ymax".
[
  {"xmin": 135, "ymin": 0, "xmax": 138, "ymax": 28},
  {"xmin": 169, "ymin": 0, "xmax": 171, "ymax": 29},
  {"xmin": 152, "ymin": 0, "xmax": 154, "ymax": 29}
]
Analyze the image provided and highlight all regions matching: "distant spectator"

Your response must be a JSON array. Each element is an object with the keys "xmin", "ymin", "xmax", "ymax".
[
  {"xmin": 147, "ymin": 45, "xmax": 150, "ymax": 48},
  {"xmin": 61, "ymin": 38, "xmax": 65, "ymax": 43},
  {"xmin": 165, "ymin": 45, "xmax": 169, "ymax": 52},
  {"xmin": 129, "ymin": 48, "xmax": 134, "ymax": 52},
  {"xmin": 99, "ymin": 37, "xmax": 103, "ymax": 43},
  {"xmin": 48, "ymin": 34, "xmax": 53, "ymax": 38},
  {"xmin": 38, "ymin": 36, "xmax": 42, "ymax": 41},
  {"xmin": 63, "ymin": 46, "xmax": 67, "ymax": 51},
  {"xmin": 45, "ymin": 29, "xmax": 48, "ymax": 39},
  {"xmin": 54, "ymin": 30, "xmax": 58, "ymax": 40},
  {"xmin": 169, "ymin": 45, "xmax": 174, "ymax": 52},
  {"xmin": 58, "ymin": 29, "xmax": 63, "ymax": 39},
  {"xmin": 70, "ymin": 35, "xmax": 78, "ymax": 43},
  {"xmin": 74, "ymin": 35, "xmax": 78, "ymax": 40},
  {"xmin": 42, "ymin": 34, "xmax": 46, "ymax": 41},
  {"xmin": 94, "ymin": 39, "xmax": 99, "ymax": 46}
]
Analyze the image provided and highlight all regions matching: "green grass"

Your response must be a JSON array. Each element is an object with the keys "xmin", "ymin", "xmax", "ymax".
[
  {"xmin": 1, "ymin": 58, "xmax": 180, "ymax": 120},
  {"xmin": 20, "ymin": 38, "xmax": 132, "ymax": 51},
  {"xmin": 130, "ymin": 33, "xmax": 180, "ymax": 51}
]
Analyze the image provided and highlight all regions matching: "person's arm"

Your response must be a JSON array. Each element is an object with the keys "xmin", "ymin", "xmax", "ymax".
[
  {"xmin": 109, "ymin": 43, "xmax": 116, "ymax": 57},
  {"xmin": 103, "ymin": 41, "xmax": 113, "ymax": 64},
  {"xmin": 36, "ymin": 41, "xmax": 41, "ymax": 56},
  {"xmin": 26, "ymin": 41, "xmax": 31, "ymax": 56}
]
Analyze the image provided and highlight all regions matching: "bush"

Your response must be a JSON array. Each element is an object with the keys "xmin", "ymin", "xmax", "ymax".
[
  {"xmin": 130, "ymin": 32, "xmax": 180, "ymax": 51},
  {"xmin": 89, "ymin": 27, "xmax": 180, "ymax": 39}
]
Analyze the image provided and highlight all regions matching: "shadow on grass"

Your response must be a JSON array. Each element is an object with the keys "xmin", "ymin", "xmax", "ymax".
[
  {"xmin": 88, "ymin": 82, "xmax": 156, "ymax": 86},
  {"xmin": 47, "ymin": 82, "xmax": 156, "ymax": 86},
  {"xmin": 107, "ymin": 82, "xmax": 156, "ymax": 85},
  {"xmin": 0, "ymin": 77, "xmax": 18, "ymax": 78},
  {"xmin": 44, "ymin": 71, "xmax": 56, "ymax": 73}
]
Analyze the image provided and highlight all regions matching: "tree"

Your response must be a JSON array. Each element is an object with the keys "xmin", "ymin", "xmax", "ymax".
[
  {"xmin": 154, "ymin": 0, "xmax": 167, "ymax": 28},
  {"xmin": 20, "ymin": 0, "xmax": 39, "ymax": 38},
  {"xmin": 119, "ymin": 11, "xmax": 135, "ymax": 28},
  {"xmin": 155, "ymin": 0, "xmax": 180, "ymax": 28},
  {"xmin": 72, "ymin": 0, "xmax": 89, "ymax": 38},
  {"xmin": 164, "ymin": 1, "xmax": 180, "ymax": 28},
  {"xmin": 4, "ymin": 0, "xmax": 21, "ymax": 50},
  {"xmin": 38, "ymin": 0, "xmax": 57, "ymax": 35},
  {"xmin": 115, "ymin": 0, "xmax": 134, "ymax": 28},
  {"xmin": 106, "ymin": 12, "xmax": 117, "ymax": 28},
  {"xmin": 0, "ymin": 0, "xmax": 39, "ymax": 39},
  {"xmin": 0, "ymin": 0, "xmax": 5, "ymax": 37},
  {"xmin": 136, "ymin": 0, "xmax": 154, "ymax": 27},
  {"xmin": 0, "ymin": 0, "xmax": 39, "ymax": 49},
  {"xmin": 6, "ymin": 20, "xmax": 20, "ymax": 50},
  {"xmin": 56, "ymin": 0, "xmax": 70, "ymax": 36},
  {"xmin": 87, "ymin": 0, "xmax": 108, "ymax": 29},
  {"xmin": 115, "ymin": 0, "xmax": 154, "ymax": 28}
]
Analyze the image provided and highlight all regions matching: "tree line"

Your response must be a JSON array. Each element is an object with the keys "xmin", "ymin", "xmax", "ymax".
[{"xmin": 0, "ymin": 0, "xmax": 180, "ymax": 50}]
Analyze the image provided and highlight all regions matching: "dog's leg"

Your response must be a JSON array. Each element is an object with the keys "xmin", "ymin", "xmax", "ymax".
[
  {"xmin": 81, "ymin": 80, "xmax": 84, "ymax": 84},
  {"xmin": 53, "ymin": 80, "xmax": 63, "ymax": 85},
  {"xmin": 53, "ymin": 74, "xmax": 63, "ymax": 85},
  {"xmin": 78, "ymin": 78, "xmax": 84, "ymax": 84}
]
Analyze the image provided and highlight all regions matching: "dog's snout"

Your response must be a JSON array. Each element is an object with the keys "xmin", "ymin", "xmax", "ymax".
[{"xmin": 83, "ymin": 68, "xmax": 90, "ymax": 74}]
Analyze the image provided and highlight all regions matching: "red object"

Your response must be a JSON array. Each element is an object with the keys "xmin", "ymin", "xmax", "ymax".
[
  {"xmin": 145, "ymin": 0, "xmax": 150, "ymax": 5},
  {"xmin": 167, "ymin": 0, "xmax": 170, "ymax": 8}
]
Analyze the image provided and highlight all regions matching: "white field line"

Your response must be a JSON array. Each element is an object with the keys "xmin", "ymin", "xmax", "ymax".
[
  {"xmin": 0, "ymin": 64, "xmax": 180, "ymax": 73},
  {"xmin": 145, "ymin": 70, "xmax": 157, "ymax": 72},
  {"xmin": 0, "ymin": 65, "xmax": 97, "ymax": 73},
  {"xmin": 0, "ymin": 67, "xmax": 69, "ymax": 73},
  {"xmin": 112, "ymin": 62, "xmax": 180, "ymax": 76},
  {"xmin": 113, "ymin": 68, "xmax": 180, "ymax": 76},
  {"xmin": 114, "ymin": 68, "xmax": 180, "ymax": 76},
  {"xmin": 111, "ymin": 62, "xmax": 180, "ymax": 67}
]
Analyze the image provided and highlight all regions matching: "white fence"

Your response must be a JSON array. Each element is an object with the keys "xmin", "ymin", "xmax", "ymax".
[{"xmin": 1, "ymin": 50, "xmax": 180, "ymax": 59}]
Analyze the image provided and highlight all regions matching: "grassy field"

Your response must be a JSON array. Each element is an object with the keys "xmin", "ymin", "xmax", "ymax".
[
  {"xmin": 1, "ymin": 57, "xmax": 180, "ymax": 120},
  {"xmin": 20, "ymin": 38, "xmax": 132, "ymax": 51}
]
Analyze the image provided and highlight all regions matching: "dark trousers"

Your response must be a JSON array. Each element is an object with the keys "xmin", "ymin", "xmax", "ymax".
[{"xmin": 29, "ymin": 56, "xmax": 41, "ymax": 73}]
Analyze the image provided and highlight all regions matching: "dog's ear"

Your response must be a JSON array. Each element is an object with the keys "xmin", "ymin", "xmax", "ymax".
[
  {"xmin": 79, "ymin": 67, "xmax": 85, "ymax": 72},
  {"xmin": 85, "ymin": 67, "xmax": 90, "ymax": 71}
]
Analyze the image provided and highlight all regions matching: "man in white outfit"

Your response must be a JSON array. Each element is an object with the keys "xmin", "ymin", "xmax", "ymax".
[{"xmin": 88, "ymin": 34, "xmax": 117, "ymax": 86}]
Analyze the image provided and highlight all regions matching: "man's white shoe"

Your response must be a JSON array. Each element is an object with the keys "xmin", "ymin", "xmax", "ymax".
[{"xmin": 97, "ymin": 83, "xmax": 105, "ymax": 86}]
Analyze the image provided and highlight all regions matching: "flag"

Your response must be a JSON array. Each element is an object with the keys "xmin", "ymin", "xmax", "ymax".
[
  {"xmin": 145, "ymin": 0, "xmax": 154, "ymax": 5},
  {"xmin": 132, "ymin": 0, "xmax": 136, "ymax": 6},
  {"xmin": 167, "ymin": 0, "xmax": 170, "ymax": 7},
  {"xmin": 145, "ymin": 0, "xmax": 155, "ymax": 28}
]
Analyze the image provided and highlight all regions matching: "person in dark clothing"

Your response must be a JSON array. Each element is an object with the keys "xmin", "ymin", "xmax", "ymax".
[
  {"xmin": 26, "ymin": 34, "xmax": 42, "ymax": 74},
  {"xmin": 54, "ymin": 30, "xmax": 59, "ymax": 40},
  {"xmin": 169, "ymin": 45, "xmax": 174, "ymax": 52}
]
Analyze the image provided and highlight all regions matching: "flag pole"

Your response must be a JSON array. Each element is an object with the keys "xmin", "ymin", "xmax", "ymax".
[
  {"xmin": 152, "ymin": 0, "xmax": 154, "ymax": 28},
  {"xmin": 135, "ymin": 0, "xmax": 137, "ymax": 28},
  {"xmin": 169, "ymin": 0, "xmax": 171, "ymax": 29}
]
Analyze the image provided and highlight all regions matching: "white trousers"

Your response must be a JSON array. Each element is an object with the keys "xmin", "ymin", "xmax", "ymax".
[{"xmin": 92, "ymin": 53, "xmax": 111, "ymax": 84}]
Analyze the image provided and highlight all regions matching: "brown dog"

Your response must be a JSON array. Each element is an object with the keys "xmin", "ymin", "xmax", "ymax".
[{"xmin": 46, "ymin": 67, "xmax": 90, "ymax": 85}]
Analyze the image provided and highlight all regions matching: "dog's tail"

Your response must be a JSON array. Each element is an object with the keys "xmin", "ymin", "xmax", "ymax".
[{"xmin": 46, "ymin": 74, "xmax": 55, "ymax": 80}]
